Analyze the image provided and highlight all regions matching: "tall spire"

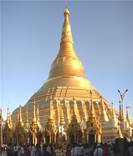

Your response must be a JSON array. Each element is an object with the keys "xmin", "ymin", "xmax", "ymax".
[
  {"xmin": 36, "ymin": 105, "xmax": 42, "ymax": 129},
  {"xmin": 59, "ymin": 7, "xmax": 75, "ymax": 56},
  {"xmin": 100, "ymin": 97, "xmax": 109, "ymax": 122},
  {"xmin": 82, "ymin": 101, "xmax": 87, "ymax": 121},
  {"xmin": 49, "ymin": 99, "xmax": 54, "ymax": 120},
  {"xmin": 90, "ymin": 91, "xmax": 96, "ymax": 118},
  {"xmin": 26, "ymin": 105, "xmax": 30, "ymax": 130},
  {"xmin": 111, "ymin": 103, "xmax": 118, "ymax": 127},
  {"xmin": 73, "ymin": 98, "xmax": 80, "ymax": 123},
  {"xmin": 36, "ymin": 105, "xmax": 40, "ymax": 123},
  {"xmin": 117, "ymin": 126, "xmax": 123, "ymax": 139},
  {"xmin": 6, "ymin": 109, "xmax": 12, "ymax": 129},
  {"xmin": 126, "ymin": 106, "xmax": 131, "ymax": 123},
  {"xmin": 18, "ymin": 105, "xmax": 24, "ymax": 126},
  {"xmin": 48, "ymin": 7, "xmax": 86, "ymax": 79},
  {"xmin": 33, "ymin": 100, "xmax": 37, "ymax": 123},
  {"xmin": 60, "ymin": 106, "xmax": 65, "ymax": 125}
]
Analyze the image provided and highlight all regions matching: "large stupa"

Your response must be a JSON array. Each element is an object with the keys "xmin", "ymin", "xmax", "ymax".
[{"xmin": 8, "ymin": 7, "xmax": 132, "ymax": 145}]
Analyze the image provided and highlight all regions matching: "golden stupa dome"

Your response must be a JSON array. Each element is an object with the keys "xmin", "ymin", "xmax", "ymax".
[
  {"xmin": 36, "ymin": 8, "xmax": 94, "ymax": 96},
  {"xmin": 11, "ymin": 8, "xmax": 114, "ymax": 133}
]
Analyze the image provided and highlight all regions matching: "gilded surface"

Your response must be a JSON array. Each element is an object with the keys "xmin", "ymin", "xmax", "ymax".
[{"xmin": 9, "ymin": 8, "xmax": 133, "ymax": 144}]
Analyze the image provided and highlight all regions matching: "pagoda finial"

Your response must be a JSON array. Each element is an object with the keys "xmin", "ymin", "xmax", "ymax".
[
  {"xmin": 66, "ymin": 0, "xmax": 69, "ymax": 10},
  {"xmin": 58, "ymin": 6, "xmax": 76, "ymax": 58}
]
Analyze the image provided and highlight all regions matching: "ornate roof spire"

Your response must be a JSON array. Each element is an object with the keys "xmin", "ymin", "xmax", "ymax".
[
  {"xmin": 59, "ymin": 7, "xmax": 74, "ymax": 53},
  {"xmin": 6, "ymin": 108, "xmax": 12, "ymax": 129},
  {"xmin": 100, "ymin": 97, "xmax": 109, "ymax": 122},
  {"xmin": 89, "ymin": 91, "xmax": 96, "ymax": 119},
  {"xmin": 65, "ymin": 100, "xmax": 71, "ymax": 124},
  {"xmin": 36, "ymin": 105, "xmax": 40, "ymax": 123},
  {"xmin": 81, "ymin": 101, "xmax": 87, "ymax": 121},
  {"xmin": 26, "ymin": 105, "xmax": 30, "ymax": 130},
  {"xmin": 60, "ymin": 106, "xmax": 65, "ymax": 125},
  {"xmin": 88, "ymin": 103, "xmax": 97, "ymax": 127},
  {"xmin": 91, "ymin": 102, "xmax": 95, "ymax": 117},
  {"xmin": 117, "ymin": 126, "xmax": 123, "ymax": 139},
  {"xmin": 73, "ymin": 98, "xmax": 80, "ymax": 123},
  {"xmin": 126, "ymin": 106, "xmax": 131, "ymax": 123},
  {"xmin": 49, "ymin": 99, "xmax": 54, "ymax": 120},
  {"xmin": 33, "ymin": 100, "xmax": 37, "ymax": 123},
  {"xmin": 48, "ymin": 7, "xmax": 86, "ymax": 79},
  {"xmin": 112, "ymin": 103, "xmax": 117, "ymax": 119},
  {"xmin": 111, "ymin": 103, "xmax": 118, "ymax": 127},
  {"xmin": 36, "ymin": 105, "xmax": 42, "ymax": 129},
  {"xmin": 18, "ymin": 105, "xmax": 24, "ymax": 126},
  {"xmin": 125, "ymin": 106, "xmax": 131, "ymax": 131}
]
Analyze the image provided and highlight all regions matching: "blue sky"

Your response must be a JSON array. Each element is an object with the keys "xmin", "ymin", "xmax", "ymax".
[{"xmin": 1, "ymin": 1, "xmax": 133, "ymax": 119}]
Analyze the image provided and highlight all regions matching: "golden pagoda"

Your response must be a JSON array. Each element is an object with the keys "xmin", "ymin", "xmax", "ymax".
[
  {"xmin": 9, "ymin": 7, "xmax": 133, "ymax": 144},
  {"xmin": 3, "ymin": 109, "xmax": 13, "ymax": 144}
]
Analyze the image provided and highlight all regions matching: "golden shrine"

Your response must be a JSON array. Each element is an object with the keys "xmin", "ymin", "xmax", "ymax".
[{"xmin": 1, "ymin": 7, "xmax": 133, "ymax": 145}]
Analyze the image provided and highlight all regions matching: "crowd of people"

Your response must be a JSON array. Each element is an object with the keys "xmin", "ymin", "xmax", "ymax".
[{"xmin": 1, "ymin": 138, "xmax": 133, "ymax": 156}]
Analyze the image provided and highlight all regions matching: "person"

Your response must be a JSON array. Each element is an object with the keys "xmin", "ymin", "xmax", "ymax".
[
  {"xmin": 30, "ymin": 145, "xmax": 36, "ymax": 156},
  {"xmin": 13, "ymin": 145, "xmax": 18, "ymax": 156},
  {"xmin": 89, "ymin": 144, "xmax": 95, "ymax": 156},
  {"xmin": 123, "ymin": 138, "xmax": 130, "ymax": 156},
  {"xmin": 77, "ymin": 144, "xmax": 84, "ymax": 156},
  {"xmin": 103, "ymin": 143, "xmax": 109, "ymax": 156},
  {"xmin": 2, "ymin": 146, "xmax": 8, "ymax": 156},
  {"xmin": 108, "ymin": 144, "xmax": 113, "ymax": 156},
  {"xmin": 83, "ymin": 144, "xmax": 89, "ymax": 156},
  {"xmin": 46, "ymin": 144, "xmax": 52, "ymax": 155},
  {"xmin": 42, "ymin": 145, "xmax": 50, "ymax": 156},
  {"xmin": 51, "ymin": 144, "xmax": 56, "ymax": 156},
  {"xmin": 36, "ymin": 144, "xmax": 42, "ymax": 156},
  {"xmin": 66, "ymin": 145, "xmax": 71, "ymax": 156},
  {"xmin": 7, "ymin": 145, "xmax": 13, "ymax": 156},
  {"xmin": 17, "ymin": 146, "xmax": 21, "ymax": 156},
  {"xmin": 71, "ymin": 144, "xmax": 78, "ymax": 156},
  {"xmin": 93, "ymin": 144, "xmax": 103, "ymax": 156},
  {"xmin": 25, "ymin": 145, "xmax": 31, "ymax": 156},
  {"xmin": 128, "ymin": 141, "xmax": 133, "ymax": 156},
  {"xmin": 112, "ymin": 140, "xmax": 119, "ymax": 156},
  {"xmin": 60, "ymin": 149, "xmax": 65, "ymax": 156},
  {"xmin": 0, "ymin": 146, "xmax": 2, "ymax": 156},
  {"xmin": 20, "ymin": 146, "xmax": 25, "ymax": 156}
]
